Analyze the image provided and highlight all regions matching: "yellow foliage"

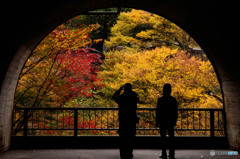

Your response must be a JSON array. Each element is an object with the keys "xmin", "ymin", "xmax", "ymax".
[
  {"xmin": 105, "ymin": 9, "xmax": 199, "ymax": 50},
  {"xmin": 99, "ymin": 47, "xmax": 222, "ymax": 108}
]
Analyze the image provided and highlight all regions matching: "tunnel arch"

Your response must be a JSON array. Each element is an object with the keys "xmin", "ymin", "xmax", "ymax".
[{"xmin": 1, "ymin": 1, "xmax": 240, "ymax": 151}]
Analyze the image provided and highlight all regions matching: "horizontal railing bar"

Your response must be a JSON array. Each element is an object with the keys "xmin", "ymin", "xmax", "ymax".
[
  {"xmin": 23, "ymin": 128, "xmax": 119, "ymax": 131},
  {"xmin": 14, "ymin": 107, "xmax": 119, "ymax": 110},
  {"xmin": 18, "ymin": 128, "xmax": 224, "ymax": 130},
  {"xmin": 177, "ymin": 108, "xmax": 223, "ymax": 111},
  {"xmin": 18, "ymin": 128, "xmax": 224, "ymax": 131},
  {"xmin": 14, "ymin": 107, "xmax": 224, "ymax": 111},
  {"xmin": 137, "ymin": 128, "xmax": 223, "ymax": 131}
]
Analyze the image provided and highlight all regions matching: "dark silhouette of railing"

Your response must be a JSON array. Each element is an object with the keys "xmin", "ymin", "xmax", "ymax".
[{"xmin": 13, "ymin": 107, "xmax": 224, "ymax": 137}]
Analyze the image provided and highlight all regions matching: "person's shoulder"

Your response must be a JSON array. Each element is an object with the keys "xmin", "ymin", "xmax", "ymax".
[
  {"xmin": 170, "ymin": 96, "xmax": 176, "ymax": 99},
  {"xmin": 158, "ymin": 96, "xmax": 164, "ymax": 101},
  {"xmin": 131, "ymin": 91, "xmax": 138, "ymax": 96},
  {"xmin": 169, "ymin": 96, "xmax": 177, "ymax": 103}
]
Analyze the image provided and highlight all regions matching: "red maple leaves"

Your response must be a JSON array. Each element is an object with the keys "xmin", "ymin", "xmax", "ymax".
[{"xmin": 56, "ymin": 47, "xmax": 104, "ymax": 99}]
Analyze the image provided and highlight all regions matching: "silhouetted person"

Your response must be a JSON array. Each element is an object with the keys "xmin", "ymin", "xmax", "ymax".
[
  {"xmin": 113, "ymin": 83, "xmax": 139, "ymax": 159},
  {"xmin": 156, "ymin": 83, "xmax": 178, "ymax": 159}
]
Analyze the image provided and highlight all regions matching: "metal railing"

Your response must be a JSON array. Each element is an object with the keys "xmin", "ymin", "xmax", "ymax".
[{"xmin": 13, "ymin": 107, "xmax": 224, "ymax": 137}]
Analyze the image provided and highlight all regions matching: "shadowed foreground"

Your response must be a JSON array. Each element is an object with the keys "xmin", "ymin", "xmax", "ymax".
[{"xmin": 0, "ymin": 149, "xmax": 239, "ymax": 159}]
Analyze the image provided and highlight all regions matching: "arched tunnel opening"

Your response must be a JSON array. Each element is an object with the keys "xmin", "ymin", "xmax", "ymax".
[
  {"xmin": 10, "ymin": 8, "xmax": 226, "ymax": 149},
  {"xmin": 0, "ymin": 1, "xmax": 240, "ymax": 154}
]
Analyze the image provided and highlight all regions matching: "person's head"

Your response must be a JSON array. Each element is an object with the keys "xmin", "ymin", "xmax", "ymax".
[
  {"xmin": 163, "ymin": 83, "xmax": 171, "ymax": 96},
  {"xmin": 124, "ymin": 83, "xmax": 132, "ymax": 92}
]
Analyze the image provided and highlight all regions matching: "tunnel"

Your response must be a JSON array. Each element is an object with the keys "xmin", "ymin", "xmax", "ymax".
[{"xmin": 0, "ymin": 0, "xmax": 240, "ymax": 152}]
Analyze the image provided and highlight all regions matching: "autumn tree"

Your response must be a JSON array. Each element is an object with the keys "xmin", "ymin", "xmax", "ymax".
[
  {"xmin": 97, "ymin": 47, "xmax": 222, "ymax": 108},
  {"xmin": 13, "ymin": 21, "xmax": 104, "ymax": 135},
  {"xmin": 65, "ymin": 8, "xmax": 131, "ymax": 52},
  {"xmin": 105, "ymin": 9, "xmax": 200, "ymax": 54},
  {"xmin": 15, "ymin": 23, "xmax": 102, "ymax": 107}
]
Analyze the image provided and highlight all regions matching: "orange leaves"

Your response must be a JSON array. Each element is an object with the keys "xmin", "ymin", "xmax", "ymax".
[
  {"xmin": 15, "ymin": 21, "xmax": 104, "ymax": 108},
  {"xmin": 42, "ymin": 24, "xmax": 100, "ymax": 54}
]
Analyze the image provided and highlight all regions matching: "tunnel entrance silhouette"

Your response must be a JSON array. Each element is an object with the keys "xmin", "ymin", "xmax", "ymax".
[{"xmin": 1, "ymin": 1, "xmax": 240, "ymax": 152}]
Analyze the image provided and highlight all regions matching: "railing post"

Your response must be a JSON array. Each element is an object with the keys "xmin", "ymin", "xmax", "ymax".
[
  {"xmin": 210, "ymin": 110, "xmax": 215, "ymax": 137},
  {"xmin": 23, "ymin": 108, "xmax": 28, "ymax": 137},
  {"xmin": 74, "ymin": 109, "xmax": 78, "ymax": 137}
]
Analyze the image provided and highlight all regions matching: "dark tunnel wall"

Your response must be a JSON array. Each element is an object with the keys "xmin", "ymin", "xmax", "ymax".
[{"xmin": 1, "ymin": 1, "xmax": 240, "ymax": 151}]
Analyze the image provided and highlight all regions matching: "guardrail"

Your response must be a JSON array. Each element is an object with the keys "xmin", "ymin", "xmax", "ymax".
[{"xmin": 13, "ymin": 107, "xmax": 224, "ymax": 137}]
